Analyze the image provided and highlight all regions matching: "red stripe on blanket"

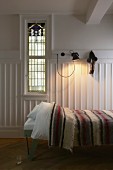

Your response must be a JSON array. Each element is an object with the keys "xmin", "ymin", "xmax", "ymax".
[
  {"xmin": 55, "ymin": 105, "xmax": 61, "ymax": 144},
  {"xmin": 76, "ymin": 110, "xmax": 87, "ymax": 145},
  {"xmin": 96, "ymin": 110, "xmax": 110, "ymax": 144}
]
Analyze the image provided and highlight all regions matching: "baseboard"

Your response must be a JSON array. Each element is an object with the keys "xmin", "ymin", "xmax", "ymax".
[{"xmin": 0, "ymin": 127, "xmax": 24, "ymax": 138}]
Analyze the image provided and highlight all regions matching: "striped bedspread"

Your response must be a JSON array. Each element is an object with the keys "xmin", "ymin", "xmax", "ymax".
[
  {"xmin": 73, "ymin": 110, "xmax": 113, "ymax": 146},
  {"xmin": 49, "ymin": 105, "xmax": 113, "ymax": 150},
  {"xmin": 49, "ymin": 104, "xmax": 75, "ymax": 151}
]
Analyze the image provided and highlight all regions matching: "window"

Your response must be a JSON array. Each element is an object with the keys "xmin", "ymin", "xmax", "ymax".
[
  {"xmin": 27, "ymin": 21, "xmax": 46, "ymax": 93},
  {"xmin": 20, "ymin": 15, "xmax": 50, "ymax": 96}
]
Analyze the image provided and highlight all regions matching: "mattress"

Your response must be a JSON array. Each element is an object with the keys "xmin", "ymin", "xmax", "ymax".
[{"xmin": 24, "ymin": 118, "xmax": 35, "ymax": 130}]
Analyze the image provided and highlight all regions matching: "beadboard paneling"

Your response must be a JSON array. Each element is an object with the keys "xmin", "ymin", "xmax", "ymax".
[
  {"xmin": 0, "ymin": 62, "xmax": 21, "ymax": 127},
  {"xmin": 49, "ymin": 60, "xmax": 113, "ymax": 110},
  {"xmin": 0, "ymin": 51, "xmax": 113, "ymax": 137}
]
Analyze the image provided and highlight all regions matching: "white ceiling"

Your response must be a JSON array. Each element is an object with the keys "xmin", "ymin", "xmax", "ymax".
[{"xmin": 0, "ymin": 0, "xmax": 113, "ymax": 24}]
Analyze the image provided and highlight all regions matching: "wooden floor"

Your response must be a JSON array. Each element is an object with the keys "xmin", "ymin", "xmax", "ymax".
[{"xmin": 1, "ymin": 138, "xmax": 113, "ymax": 170}]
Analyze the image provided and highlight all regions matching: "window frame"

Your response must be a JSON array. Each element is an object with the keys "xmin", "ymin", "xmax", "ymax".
[
  {"xmin": 20, "ymin": 15, "xmax": 50, "ymax": 97},
  {"xmin": 27, "ymin": 21, "xmax": 47, "ymax": 93}
]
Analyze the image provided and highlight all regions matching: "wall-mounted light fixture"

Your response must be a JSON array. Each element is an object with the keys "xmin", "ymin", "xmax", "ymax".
[
  {"xmin": 87, "ymin": 51, "xmax": 98, "ymax": 74},
  {"xmin": 70, "ymin": 50, "xmax": 79, "ymax": 61},
  {"xmin": 57, "ymin": 51, "xmax": 79, "ymax": 78}
]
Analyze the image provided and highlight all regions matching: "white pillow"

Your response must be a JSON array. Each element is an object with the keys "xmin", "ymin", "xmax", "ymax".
[
  {"xmin": 27, "ymin": 104, "xmax": 40, "ymax": 120},
  {"xmin": 31, "ymin": 102, "xmax": 54, "ymax": 140}
]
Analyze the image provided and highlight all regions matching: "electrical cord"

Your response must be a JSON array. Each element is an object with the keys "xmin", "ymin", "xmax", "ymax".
[{"xmin": 57, "ymin": 54, "xmax": 75, "ymax": 78}]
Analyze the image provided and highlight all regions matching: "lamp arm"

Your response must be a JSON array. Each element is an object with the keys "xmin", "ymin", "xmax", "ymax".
[{"xmin": 57, "ymin": 54, "xmax": 75, "ymax": 78}]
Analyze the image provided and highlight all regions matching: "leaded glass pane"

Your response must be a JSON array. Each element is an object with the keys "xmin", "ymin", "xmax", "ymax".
[
  {"xmin": 28, "ymin": 59, "xmax": 45, "ymax": 92},
  {"xmin": 28, "ymin": 23, "xmax": 45, "ymax": 57},
  {"xmin": 28, "ymin": 23, "xmax": 46, "ymax": 93}
]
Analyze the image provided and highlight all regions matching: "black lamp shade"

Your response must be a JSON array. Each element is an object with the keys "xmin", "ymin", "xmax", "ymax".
[{"xmin": 71, "ymin": 52, "xmax": 79, "ymax": 61}]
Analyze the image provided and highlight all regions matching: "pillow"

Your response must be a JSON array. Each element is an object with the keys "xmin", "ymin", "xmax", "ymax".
[
  {"xmin": 31, "ymin": 102, "xmax": 54, "ymax": 140},
  {"xmin": 27, "ymin": 104, "xmax": 40, "ymax": 120}
]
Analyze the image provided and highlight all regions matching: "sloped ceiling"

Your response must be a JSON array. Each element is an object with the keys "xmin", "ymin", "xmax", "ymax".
[{"xmin": 0, "ymin": 0, "xmax": 113, "ymax": 24}]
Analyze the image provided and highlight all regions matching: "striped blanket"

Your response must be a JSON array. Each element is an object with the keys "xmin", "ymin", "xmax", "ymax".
[
  {"xmin": 49, "ymin": 106, "xmax": 113, "ymax": 150},
  {"xmin": 73, "ymin": 110, "xmax": 113, "ymax": 146},
  {"xmin": 49, "ymin": 104, "xmax": 75, "ymax": 151}
]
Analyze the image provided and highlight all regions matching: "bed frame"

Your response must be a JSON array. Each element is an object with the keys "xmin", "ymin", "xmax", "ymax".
[
  {"xmin": 24, "ymin": 109, "xmax": 113, "ymax": 160},
  {"xmin": 24, "ymin": 130, "xmax": 38, "ymax": 160}
]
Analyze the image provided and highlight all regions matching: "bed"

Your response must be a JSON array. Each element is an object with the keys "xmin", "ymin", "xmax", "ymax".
[
  {"xmin": 24, "ymin": 102, "xmax": 113, "ymax": 160},
  {"xmin": 24, "ymin": 118, "xmax": 37, "ymax": 159}
]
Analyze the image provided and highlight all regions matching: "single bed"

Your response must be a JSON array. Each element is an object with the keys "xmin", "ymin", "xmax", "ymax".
[{"xmin": 24, "ymin": 102, "xmax": 113, "ymax": 160}]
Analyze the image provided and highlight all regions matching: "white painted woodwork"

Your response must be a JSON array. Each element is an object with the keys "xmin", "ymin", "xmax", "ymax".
[
  {"xmin": 49, "ymin": 55, "xmax": 113, "ymax": 110},
  {"xmin": 0, "ymin": 50, "xmax": 113, "ymax": 137},
  {"xmin": 86, "ymin": 0, "xmax": 113, "ymax": 24},
  {"xmin": 0, "ymin": 61, "xmax": 21, "ymax": 128}
]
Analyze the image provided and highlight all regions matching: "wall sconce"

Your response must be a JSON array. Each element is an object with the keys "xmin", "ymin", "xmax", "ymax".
[
  {"xmin": 71, "ymin": 52, "xmax": 79, "ymax": 61},
  {"xmin": 57, "ymin": 51, "xmax": 79, "ymax": 78},
  {"xmin": 87, "ymin": 51, "xmax": 98, "ymax": 74}
]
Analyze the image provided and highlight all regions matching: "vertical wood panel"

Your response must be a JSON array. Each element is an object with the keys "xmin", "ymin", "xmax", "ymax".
[
  {"xmin": 49, "ymin": 63, "xmax": 53, "ymax": 102},
  {"xmin": 1, "ymin": 64, "xmax": 5, "ymax": 126},
  {"xmin": 4, "ymin": 64, "xmax": 7, "ymax": 126},
  {"xmin": 105, "ymin": 64, "xmax": 112, "ymax": 110},
  {"xmin": 11, "ymin": 64, "xmax": 16, "ymax": 126},
  {"xmin": 23, "ymin": 100, "xmax": 26, "ymax": 123},
  {"xmin": 1, "ymin": 58, "xmax": 113, "ymax": 132},
  {"xmin": 15, "ymin": 64, "xmax": 18, "ymax": 126},
  {"xmin": 0, "ymin": 64, "xmax": 1, "ymax": 126},
  {"xmin": 62, "ymin": 63, "xmax": 68, "ymax": 107},
  {"xmin": 24, "ymin": 100, "xmax": 29, "ymax": 122},
  {"xmin": 0, "ymin": 62, "xmax": 22, "ymax": 127},
  {"xmin": 55, "ymin": 63, "xmax": 58, "ymax": 103},
  {"xmin": 68, "ymin": 63, "xmax": 74, "ymax": 109},
  {"xmin": 49, "ymin": 61, "xmax": 113, "ymax": 110},
  {"xmin": 112, "ymin": 64, "xmax": 113, "ymax": 108},
  {"xmin": 99, "ymin": 64, "xmax": 104, "ymax": 109},
  {"xmin": 98, "ymin": 64, "xmax": 102, "ymax": 109},
  {"xmin": 93, "ymin": 63, "xmax": 99, "ymax": 109},
  {"xmin": 56, "ymin": 64, "xmax": 62, "ymax": 105},
  {"xmin": 62, "ymin": 64, "xmax": 65, "ymax": 107},
  {"xmin": 81, "ymin": 63, "xmax": 87, "ymax": 109},
  {"xmin": 104, "ymin": 64, "xmax": 107, "ymax": 110},
  {"xmin": 50, "ymin": 63, "xmax": 56, "ymax": 102},
  {"xmin": 75, "ymin": 63, "xmax": 81, "ymax": 109},
  {"xmin": 9, "ymin": 63, "xmax": 12, "ymax": 126},
  {"xmin": 5, "ymin": 64, "xmax": 10, "ymax": 126},
  {"xmin": 16, "ymin": 64, "xmax": 21, "ymax": 126}
]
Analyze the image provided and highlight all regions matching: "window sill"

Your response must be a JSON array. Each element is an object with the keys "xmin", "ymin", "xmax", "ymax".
[{"xmin": 23, "ymin": 93, "xmax": 49, "ymax": 100}]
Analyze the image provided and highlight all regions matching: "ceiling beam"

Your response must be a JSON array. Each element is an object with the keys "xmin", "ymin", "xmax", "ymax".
[{"xmin": 86, "ymin": 0, "xmax": 113, "ymax": 24}]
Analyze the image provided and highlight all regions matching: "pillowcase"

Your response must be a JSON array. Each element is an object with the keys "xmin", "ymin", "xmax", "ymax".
[
  {"xmin": 31, "ymin": 101, "xmax": 54, "ymax": 140},
  {"xmin": 27, "ymin": 104, "xmax": 40, "ymax": 120}
]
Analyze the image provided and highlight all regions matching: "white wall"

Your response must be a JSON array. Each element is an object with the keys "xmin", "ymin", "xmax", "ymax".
[
  {"xmin": 0, "ymin": 14, "xmax": 113, "ymax": 51},
  {"xmin": 53, "ymin": 14, "xmax": 113, "ymax": 50},
  {"xmin": 49, "ymin": 58, "xmax": 113, "ymax": 110},
  {"xmin": 0, "ymin": 14, "xmax": 113, "ymax": 137},
  {"xmin": 0, "ymin": 15, "xmax": 19, "ymax": 50}
]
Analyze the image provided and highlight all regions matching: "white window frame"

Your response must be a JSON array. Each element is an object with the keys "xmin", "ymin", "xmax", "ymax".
[{"xmin": 20, "ymin": 14, "xmax": 51, "ymax": 98}]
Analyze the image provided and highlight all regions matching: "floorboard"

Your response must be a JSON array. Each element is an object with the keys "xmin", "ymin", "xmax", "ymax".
[{"xmin": 0, "ymin": 138, "xmax": 113, "ymax": 170}]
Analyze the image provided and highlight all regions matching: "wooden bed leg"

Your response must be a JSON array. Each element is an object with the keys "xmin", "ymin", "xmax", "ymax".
[
  {"xmin": 28, "ymin": 139, "xmax": 38, "ymax": 160},
  {"xmin": 26, "ymin": 136, "xmax": 29, "ymax": 155}
]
